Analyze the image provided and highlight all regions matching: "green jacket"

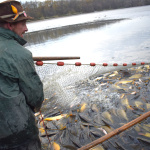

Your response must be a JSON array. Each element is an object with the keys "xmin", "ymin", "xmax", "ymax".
[{"xmin": 0, "ymin": 28, "xmax": 44, "ymax": 149}]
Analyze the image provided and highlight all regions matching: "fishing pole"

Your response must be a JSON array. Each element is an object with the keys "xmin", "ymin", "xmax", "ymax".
[
  {"xmin": 78, "ymin": 110, "xmax": 150, "ymax": 150},
  {"xmin": 33, "ymin": 56, "xmax": 80, "ymax": 61}
]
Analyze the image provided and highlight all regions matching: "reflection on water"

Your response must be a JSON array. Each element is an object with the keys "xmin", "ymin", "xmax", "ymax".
[{"xmin": 24, "ymin": 19, "xmax": 123, "ymax": 46}]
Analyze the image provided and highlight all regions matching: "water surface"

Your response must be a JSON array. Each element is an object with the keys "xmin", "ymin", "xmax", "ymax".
[{"xmin": 25, "ymin": 5, "xmax": 150, "ymax": 64}]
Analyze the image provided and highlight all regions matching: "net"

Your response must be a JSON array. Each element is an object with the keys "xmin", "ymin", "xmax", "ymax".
[
  {"xmin": 36, "ymin": 62, "xmax": 135, "ymax": 107},
  {"xmin": 35, "ymin": 62, "xmax": 150, "ymax": 150}
]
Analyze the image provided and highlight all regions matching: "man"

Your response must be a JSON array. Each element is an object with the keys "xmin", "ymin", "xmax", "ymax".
[{"xmin": 0, "ymin": 0, "xmax": 44, "ymax": 149}]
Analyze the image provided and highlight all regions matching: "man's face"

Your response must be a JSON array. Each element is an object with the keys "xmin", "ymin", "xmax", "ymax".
[{"xmin": 10, "ymin": 20, "xmax": 28, "ymax": 38}]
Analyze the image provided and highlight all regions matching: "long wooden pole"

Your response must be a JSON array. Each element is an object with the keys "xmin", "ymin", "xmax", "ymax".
[
  {"xmin": 33, "ymin": 56, "xmax": 80, "ymax": 61},
  {"xmin": 78, "ymin": 111, "xmax": 150, "ymax": 150}
]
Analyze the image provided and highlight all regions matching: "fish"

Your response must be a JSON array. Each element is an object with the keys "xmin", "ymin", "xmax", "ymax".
[
  {"xmin": 144, "ymin": 65, "xmax": 150, "ymax": 70},
  {"xmin": 130, "ymin": 91, "xmax": 137, "ymax": 95},
  {"xmin": 59, "ymin": 125, "xmax": 66, "ymax": 130},
  {"xmin": 134, "ymin": 101, "xmax": 144, "ymax": 110},
  {"xmin": 139, "ymin": 132, "xmax": 150, "ymax": 138},
  {"xmin": 120, "ymin": 94, "xmax": 125, "ymax": 99},
  {"xmin": 80, "ymin": 103, "xmax": 87, "ymax": 112},
  {"xmin": 109, "ymin": 71, "xmax": 118, "ymax": 77},
  {"xmin": 34, "ymin": 112, "xmax": 40, "ymax": 117},
  {"xmin": 109, "ymin": 74, "xmax": 117, "ymax": 77},
  {"xmin": 108, "ymin": 108, "xmax": 117, "ymax": 116},
  {"xmin": 129, "ymin": 74, "xmax": 142, "ymax": 79},
  {"xmin": 137, "ymin": 124, "xmax": 150, "ymax": 132},
  {"xmin": 44, "ymin": 114, "xmax": 67, "ymax": 121},
  {"xmin": 100, "ymin": 83, "xmax": 107, "ymax": 86},
  {"xmin": 144, "ymin": 124, "xmax": 150, "ymax": 128},
  {"xmin": 102, "ymin": 111, "xmax": 113, "ymax": 123},
  {"xmin": 38, "ymin": 63, "xmax": 150, "ymax": 149},
  {"xmin": 53, "ymin": 142, "xmax": 60, "ymax": 150},
  {"xmin": 62, "ymin": 145, "xmax": 77, "ymax": 150},
  {"xmin": 121, "ymin": 98, "xmax": 134, "ymax": 110},
  {"xmin": 91, "ymin": 103, "xmax": 99, "ymax": 112},
  {"xmin": 115, "ymin": 80, "xmax": 133, "ymax": 85},
  {"xmin": 94, "ymin": 77, "xmax": 103, "ymax": 81},
  {"xmin": 79, "ymin": 113, "xmax": 92, "ymax": 123},
  {"xmin": 90, "ymin": 128, "xmax": 104, "ymax": 137},
  {"xmin": 145, "ymin": 103, "xmax": 150, "ymax": 110},
  {"xmin": 101, "ymin": 125, "xmax": 114, "ymax": 133},
  {"xmin": 117, "ymin": 108, "xmax": 128, "ymax": 121},
  {"xmin": 39, "ymin": 127, "xmax": 46, "ymax": 137},
  {"xmin": 90, "ymin": 145, "xmax": 105, "ymax": 150},
  {"xmin": 134, "ymin": 125, "xmax": 141, "ymax": 132},
  {"xmin": 97, "ymin": 127, "xmax": 107, "ymax": 135},
  {"xmin": 112, "ymin": 84, "xmax": 123, "ymax": 89}
]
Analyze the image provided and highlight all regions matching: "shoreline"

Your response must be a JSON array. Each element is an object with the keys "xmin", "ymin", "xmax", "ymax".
[
  {"xmin": 26, "ymin": 18, "xmax": 126, "ymax": 34},
  {"xmin": 24, "ymin": 18, "xmax": 126, "ymax": 45}
]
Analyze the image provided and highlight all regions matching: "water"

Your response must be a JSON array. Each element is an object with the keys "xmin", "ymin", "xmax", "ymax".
[
  {"xmin": 25, "ymin": 6, "xmax": 150, "ymax": 107},
  {"xmin": 25, "ymin": 5, "xmax": 150, "ymax": 64},
  {"xmin": 26, "ymin": 5, "xmax": 150, "ymax": 33}
]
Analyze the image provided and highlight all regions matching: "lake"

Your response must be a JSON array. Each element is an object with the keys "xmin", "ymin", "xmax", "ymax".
[
  {"xmin": 24, "ymin": 5, "xmax": 150, "ymax": 106},
  {"xmin": 25, "ymin": 5, "xmax": 150, "ymax": 64}
]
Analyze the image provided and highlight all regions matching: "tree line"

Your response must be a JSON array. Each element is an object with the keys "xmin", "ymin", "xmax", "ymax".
[{"xmin": 22, "ymin": 0, "xmax": 150, "ymax": 21}]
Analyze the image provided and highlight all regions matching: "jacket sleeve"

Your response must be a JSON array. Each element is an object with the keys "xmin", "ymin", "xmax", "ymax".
[{"xmin": 17, "ymin": 49, "xmax": 44, "ymax": 112}]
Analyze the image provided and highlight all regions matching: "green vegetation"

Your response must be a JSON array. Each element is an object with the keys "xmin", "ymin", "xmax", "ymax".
[{"xmin": 22, "ymin": 0, "xmax": 150, "ymax": 21}]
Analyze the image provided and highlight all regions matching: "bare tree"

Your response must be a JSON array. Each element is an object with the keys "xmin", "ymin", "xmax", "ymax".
[{"xmin": 21, "ymin": 0, "xmax": 150, "ymax": 21}]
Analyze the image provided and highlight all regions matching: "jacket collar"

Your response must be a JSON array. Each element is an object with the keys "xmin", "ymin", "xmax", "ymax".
[{"xmin": 0, "ymin": 27, "xmax": 27, "ymax": 46}]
